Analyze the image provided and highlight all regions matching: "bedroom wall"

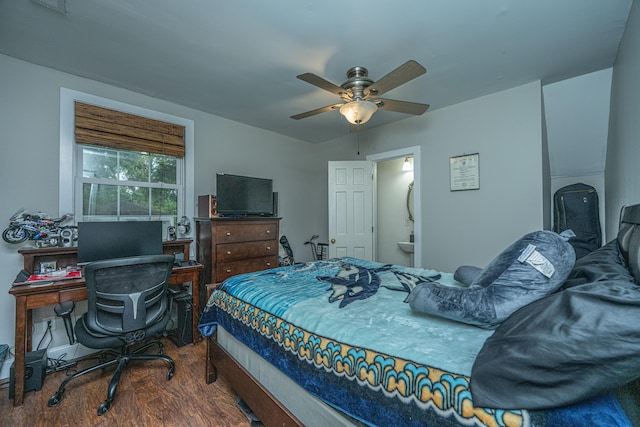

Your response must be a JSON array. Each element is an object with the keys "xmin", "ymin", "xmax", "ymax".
[
  {"xmin": 355, "ymin": 82, "xmax": 545, "ymax": 272},
  {"xmin": 606, "ymin": 0, "xmax": 640, "ymax": 241},
  {"xmin": 0, "ymin": 53, "xmax": 326, "ymax": 379}
]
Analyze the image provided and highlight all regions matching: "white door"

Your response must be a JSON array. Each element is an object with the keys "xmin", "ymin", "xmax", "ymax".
[{"xmin": 328, "ymin": 161, "xmax": 374, "ymax": 260}]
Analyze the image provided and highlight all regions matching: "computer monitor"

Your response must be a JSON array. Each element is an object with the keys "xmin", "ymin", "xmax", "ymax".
[{"xmin": 77, "ymin": 221, "xmax": 163, "ymax": 264}]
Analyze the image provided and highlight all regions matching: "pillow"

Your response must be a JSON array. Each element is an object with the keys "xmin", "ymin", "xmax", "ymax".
[
  {"xmin": 561, "ymin": 239, "xmax": 635, "ymax": 289},
  {"xmin": 470, "ymin": 280, "xmax": 640, "ymax": 410},
  {"xmin": 453, "ymin": 265, "xmax": 482, "ymax": 286},
  {"xmin": 407, "ymin": 230, "xmax": 575, "ymax": 328}
]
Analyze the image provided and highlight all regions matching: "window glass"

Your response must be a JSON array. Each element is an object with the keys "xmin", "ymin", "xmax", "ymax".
[
  {"xmin": 151, "ymin": 155, "xmax": 177, "ymax": 184},
  {"xmin": 151, "ymin": 187, "xmax": 178, "ymax": 217},
  {"xmin": 120, "ymin": 185, "xmax": 150, "ymax": 216},
  {"xmin": 119, "ymin": 151, "xmax": 150, "ymax": 182},
  {"xmin": 82, "ymin": 183, "xmax": 118, "ymax": 217},
  {"xmin": 78, "ymin": 146, "xmax": 182, "ymax": 233},
  {"xmin": 82, "ymin": 147, "xmax": 117, "ymax": 179}
]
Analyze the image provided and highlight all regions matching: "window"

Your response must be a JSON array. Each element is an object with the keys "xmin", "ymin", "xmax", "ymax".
[
  {"xmin": 60, "ymin": 88, "xmax": 195, "ymax": 238},
  {"xmin": 78, "ymin": 145, "xmax": 181, "ymax": 226}
]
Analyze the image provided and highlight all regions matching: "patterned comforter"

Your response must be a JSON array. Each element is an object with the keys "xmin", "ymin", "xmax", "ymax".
[{"xmin": 198, "ymin": 258, "xmax": 629, "ymax": 427}]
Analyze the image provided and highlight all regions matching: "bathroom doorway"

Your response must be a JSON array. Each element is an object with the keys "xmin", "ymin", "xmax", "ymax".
[
  {"xmin": 367, "ymin": 146, "xmax": 421, "ymax": 268},
  {"xmin": 376, "ymin": 157, "xmax": 415, "ymax": 266}
]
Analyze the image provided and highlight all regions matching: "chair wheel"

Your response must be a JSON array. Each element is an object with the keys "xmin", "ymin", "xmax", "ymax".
[
  {"xmin": 48, "ymin": 391, "xmax": 64, "ymax": 407},
  {"xmin": 97, "ymin": 400, "xmax": 111, "ymax": 416}
]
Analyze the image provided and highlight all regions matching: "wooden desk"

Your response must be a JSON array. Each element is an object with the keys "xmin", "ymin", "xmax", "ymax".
[
  {"xmin": 9, "ymin": 241, "xmax": 203, "ymax": 407},
  {"xmin": 18, "ymin": 239, "xmax": 193, "ymax": 274}
]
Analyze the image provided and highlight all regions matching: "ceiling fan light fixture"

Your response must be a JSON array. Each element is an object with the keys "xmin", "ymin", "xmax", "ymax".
[{"xmin": 339, "ymin": 100, "xmax": 378, "ymax": 125}]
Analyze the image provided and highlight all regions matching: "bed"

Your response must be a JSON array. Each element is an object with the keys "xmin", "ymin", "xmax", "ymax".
[{"xmin": 198, "ymin": 205, "xmax": 640, "ymax": 427}]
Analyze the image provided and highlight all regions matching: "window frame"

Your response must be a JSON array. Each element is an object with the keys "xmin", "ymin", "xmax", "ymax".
[
  {"xmin": 59, "ymin": 88, "xmax": 195, "ymax": 228},
  {"xmin": 76, "ymin": 145, "xmax": 183, "ymax": 222}
]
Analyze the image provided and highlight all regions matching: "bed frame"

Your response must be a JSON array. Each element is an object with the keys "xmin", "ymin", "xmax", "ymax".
[{"xmin": 205, "ymin": 331, "xmax": 303, "ymax": 427}]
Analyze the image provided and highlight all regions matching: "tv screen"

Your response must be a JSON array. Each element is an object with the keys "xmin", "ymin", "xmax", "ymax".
[
  {"xmin": 216, "ymin": 173, "xmax": 274, "ymax": 216},
  {"xmin": 77, "ymin": 221, "xmax": 163, "ymax": 264}
]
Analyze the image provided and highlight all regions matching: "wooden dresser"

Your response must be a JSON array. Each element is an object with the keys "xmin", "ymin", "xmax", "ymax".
[{"xmin": 195, "ymin": 217, "xmax": 280, "ymax": 286}]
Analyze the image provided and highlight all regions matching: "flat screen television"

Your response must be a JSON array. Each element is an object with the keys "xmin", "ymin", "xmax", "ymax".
[
  {"xmin": 77, "ymin": 221, "xmax": 163, "ymax": 264},
  {"xmin": 216, "ymin": 173, "xmax": 274, "ymax": 217}
]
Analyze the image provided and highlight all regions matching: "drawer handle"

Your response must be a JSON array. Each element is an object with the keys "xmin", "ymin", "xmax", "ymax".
[
  {"xmin": 266, "ymin": 262, "xmax": 271, "ymax": 267},
  {"xmin": 266, "ymin": 246, "xmax": 271, "ymax": 251},
  {"xmin": 226, "ymin": 232, "xmax": 231, "ymax": 236},
  {"xmin": 265, "ymin": 230, "xmax": 271, "ymax": 234},
  {"xmin": 226, "ymin": 269, "xmax": 232, "ymax": 273},
  {"xmin": 226, "ymin": 250, "xmax": 232, "ymax": 255}
]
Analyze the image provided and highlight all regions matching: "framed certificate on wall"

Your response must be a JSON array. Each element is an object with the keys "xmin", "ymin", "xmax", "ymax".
[{"xmin": 450, "ymin": 153, "xmax": 479, "ymax": 191}]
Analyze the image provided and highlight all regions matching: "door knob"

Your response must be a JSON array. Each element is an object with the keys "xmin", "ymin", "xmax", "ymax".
[{"xmin": 330, "ymin": 238, "xmax": 336, "ymax": 244}]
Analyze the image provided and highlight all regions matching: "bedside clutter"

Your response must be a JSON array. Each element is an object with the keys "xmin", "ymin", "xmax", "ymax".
[{"xmin": 174, "ymin": 259, "xmax": 199, "ymax": 268}]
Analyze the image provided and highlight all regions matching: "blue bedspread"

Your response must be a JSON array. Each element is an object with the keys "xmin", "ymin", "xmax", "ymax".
[{"xmin": 198, "ymin": 258, "xmax": 632, "ymax": 427}]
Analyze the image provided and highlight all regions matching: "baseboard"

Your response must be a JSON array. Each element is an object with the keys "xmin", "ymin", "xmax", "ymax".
[{"xmin": 46, "ymin": 343, "xmax": 97, "ymax": 363}]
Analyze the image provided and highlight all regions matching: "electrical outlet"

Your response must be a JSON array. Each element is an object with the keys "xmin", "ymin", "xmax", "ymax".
[{"xmin": 43, "ymin": 317, "xmax": 56, "ymax": 331}]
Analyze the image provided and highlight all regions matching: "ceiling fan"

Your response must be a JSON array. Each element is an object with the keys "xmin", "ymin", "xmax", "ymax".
[{"xmin": 291, "ymin": 60, "xmax": 429, "ymax": 126}]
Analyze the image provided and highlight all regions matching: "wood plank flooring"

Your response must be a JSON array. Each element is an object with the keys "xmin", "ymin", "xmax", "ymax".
[{"xmin": 0, "ymin": 339, "xmax": 250, "ymax": 427}]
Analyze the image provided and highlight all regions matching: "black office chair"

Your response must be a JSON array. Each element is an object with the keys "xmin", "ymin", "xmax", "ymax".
[{"xmin": 48, "ymin": 255, "xmax": 176, "ymax": 416}]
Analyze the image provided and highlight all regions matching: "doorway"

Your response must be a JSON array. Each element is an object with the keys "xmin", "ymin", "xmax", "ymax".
[
  {"xmin": 368, "ymin": 146, "xmax": 421, "ymax": 268},
  {"xmin": 376, "ymin": 157, "xmax": 415, "ymax": 267}
]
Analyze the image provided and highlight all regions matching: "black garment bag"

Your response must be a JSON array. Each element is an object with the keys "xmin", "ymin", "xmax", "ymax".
[{"xmin": 553, "ymin": 183, "xmax": 602, "ymax": 259}]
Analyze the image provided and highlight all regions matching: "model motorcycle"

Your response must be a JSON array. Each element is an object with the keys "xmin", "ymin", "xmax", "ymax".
[{"xmin": 2, "ymin": 209, "xmax": 75, "ymax": 245}]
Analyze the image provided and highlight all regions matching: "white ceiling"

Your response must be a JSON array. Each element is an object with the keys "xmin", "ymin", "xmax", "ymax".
[{"xmin": 0, "ymin": 0, "xmax": 632, "ymax": 143}]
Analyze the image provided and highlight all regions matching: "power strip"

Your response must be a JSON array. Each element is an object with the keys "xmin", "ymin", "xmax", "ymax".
[{"xmin": 46, "ymin": 360, "xmax": 77, "ymax": 375}]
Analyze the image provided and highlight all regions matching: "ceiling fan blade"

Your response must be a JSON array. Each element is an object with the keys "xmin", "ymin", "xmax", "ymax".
[
  {"xmin": 297, "ymin": 73, "xmax": 346, "ymax": 97},
  {"xmin": 291, "ymin": 103, "xmax": 344, "ymax": 120},
  {"xmin": 365, "ymin": 60, "xmax": 426, "ymax": 98},
  {"xmin": 374, "ymin": 98, "xmax": 430, "ymax": 115}
]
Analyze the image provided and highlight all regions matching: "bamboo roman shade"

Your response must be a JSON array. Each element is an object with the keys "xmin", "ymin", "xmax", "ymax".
[{"xmin": 74, "ymin": 101, "xmax": 185, "ymax": 158}]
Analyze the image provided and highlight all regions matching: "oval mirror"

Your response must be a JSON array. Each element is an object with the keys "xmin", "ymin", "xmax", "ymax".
[{"xmin": 407, "ymin": 181, "xmax": 414, "ymax": 222}]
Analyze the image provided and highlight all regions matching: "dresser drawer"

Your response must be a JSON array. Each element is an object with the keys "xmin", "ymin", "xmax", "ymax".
[
  {"xmin": 216, "ymin": 256, "xmax": 278, "ymax": 282},
  {"xmin": 217, "ymin": 222, "xmax": 277, "ymax": 243},
  {"xmin": 216, "ymin": 241, "xmax": 278, "ymax": 262},
  {"xmin": 196, "ymin": 217, "xmax": 281, "ymax": 286}
]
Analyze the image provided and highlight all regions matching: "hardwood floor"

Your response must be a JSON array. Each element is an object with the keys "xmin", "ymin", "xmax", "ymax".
[{"xmin": 0, "ymin": 339, "xmax": 250, "ymax": 427}]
